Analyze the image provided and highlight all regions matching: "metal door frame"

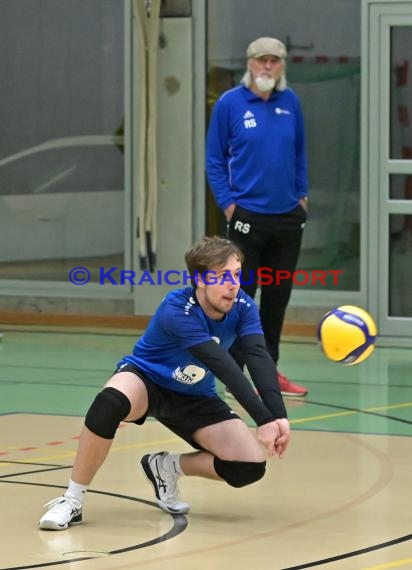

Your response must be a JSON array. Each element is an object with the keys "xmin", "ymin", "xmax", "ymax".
[{"xmin": 363, "ymin": 0, "xmax": 412, "ymax": 341}]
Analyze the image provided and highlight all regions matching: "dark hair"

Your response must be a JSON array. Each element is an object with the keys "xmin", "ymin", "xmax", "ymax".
[{"xmin": 185, "ymin": 236, "xmax": 243, "ymax": 286}]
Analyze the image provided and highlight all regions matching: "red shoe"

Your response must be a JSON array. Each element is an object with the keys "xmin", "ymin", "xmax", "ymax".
[{"xmin": 277, "ymin": 371, "xmax": 308, "ymax": 397}]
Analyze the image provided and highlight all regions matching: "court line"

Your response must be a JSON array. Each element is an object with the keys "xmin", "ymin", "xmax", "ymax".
[
  {"xmin": 0, "ymin": 419, "xmax": 178, "ymax": 456},
  {"xmin": 1, "ymin": 427, "xmax": 408, "ymax": 569},
  {"xmin": 362, "ymin": 558, "xmax": 412, "ymax": 569},
  {"xmin": 1, "ymin": 399, "xmax": 410, "ymax": 466},
  {"xmin": 39, "ymin": 429, "xmax": 395, "ymax": 570},
  {"xmin": 281, "ymin": 534, "xmax": 412, "ymax": 570},
  {"xmin": 0, "ymin": 482, "xmax": 187, "ymax": 570},
  {"xmin": 2, "ymin": 452, "xmax": 405, "ymax": 570},
  {"xmin": 0, "ymin": 465, "xmax": 70, "ymax": 479},
  {"xmin": 290, "ymin": 401, "xmax": 412, "ymax": 425},
  {"xmin": 0, "ymin": 437, "xmax": 181, "ymax": 466}
]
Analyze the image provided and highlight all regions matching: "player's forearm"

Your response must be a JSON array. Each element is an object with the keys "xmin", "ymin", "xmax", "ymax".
[
  {"xmin": 187, "ymin": 340, "xmax": 276, "ymax": 426},
  {"xmin": 240, "ymin": 335, "xmax": 288, "ymax": 420}
]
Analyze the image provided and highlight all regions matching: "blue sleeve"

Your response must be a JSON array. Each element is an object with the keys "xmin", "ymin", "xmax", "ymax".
[
  {"xmin": 205, "ymin": 98, "xmax": 235, "ymax": 211},
  {"xmin": 293, "ymin": 93, "xmax": 309, "ymax": 197}
]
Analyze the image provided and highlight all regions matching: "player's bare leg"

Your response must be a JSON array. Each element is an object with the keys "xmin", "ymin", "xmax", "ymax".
[{"xmin": 39, "ymin": 373, "xmax": 148, "ymax": 529}]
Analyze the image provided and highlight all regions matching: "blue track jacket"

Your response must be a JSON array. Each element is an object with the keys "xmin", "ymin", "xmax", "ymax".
[{"xmin": 206, "ymin": 85, "xmax": 308, "ymax": 214}]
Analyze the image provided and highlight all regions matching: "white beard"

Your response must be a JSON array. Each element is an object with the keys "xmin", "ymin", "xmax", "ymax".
[{"xmin": 255, "ymin": 76, "xmax": 276, "ymax": 92}]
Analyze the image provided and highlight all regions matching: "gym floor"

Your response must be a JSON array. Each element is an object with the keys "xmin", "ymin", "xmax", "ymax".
[{"xmin": 0, "ymin": 330, "xmax": 411, "ymax": 570}]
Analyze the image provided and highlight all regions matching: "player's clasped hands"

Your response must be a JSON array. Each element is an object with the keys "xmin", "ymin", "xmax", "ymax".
[
  {"xmin": 274, "ymin": 418, "xmax": 290, "ymax": 458},
  {"xmin": 256, "ymin": 418, "xmax": 291, "ymax": 458}
]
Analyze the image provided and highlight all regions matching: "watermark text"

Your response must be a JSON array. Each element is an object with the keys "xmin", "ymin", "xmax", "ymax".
[{"xmin": 68, "ymin": 267, "xmax": 344, "ymax": 287}]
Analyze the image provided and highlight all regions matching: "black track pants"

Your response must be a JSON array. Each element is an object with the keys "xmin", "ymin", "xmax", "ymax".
[{"xmin": 227, "ymin": 204, "xmax": 306, "ymax": 366}]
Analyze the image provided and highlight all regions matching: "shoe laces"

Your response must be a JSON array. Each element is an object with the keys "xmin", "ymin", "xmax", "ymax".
[
  {"xmin": 43, "ymin": 496, "xmax": 81, "ymax": 513},
  {"xmin": 153, "ymin": 455, "xmax": 180, "ymax": 500}
]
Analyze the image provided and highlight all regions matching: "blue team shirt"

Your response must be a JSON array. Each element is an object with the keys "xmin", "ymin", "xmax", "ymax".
[
  {"xmin": 118, "ymin": 287, "xmax": 263, "ymax": 397},
  {"xmin": 206, "ymin": 85, "xmax": 308, "ymax": 214}
]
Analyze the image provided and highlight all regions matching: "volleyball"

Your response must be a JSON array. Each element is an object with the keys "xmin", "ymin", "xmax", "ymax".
[{"xmin": 317, "ymin": 305, "xmax": 377, "ymax": 365}]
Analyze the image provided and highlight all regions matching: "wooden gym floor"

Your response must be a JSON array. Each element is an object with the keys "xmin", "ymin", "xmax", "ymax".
[{"xmin": 0, "ymin": 330, "xmax": 411, "ymax": 570}]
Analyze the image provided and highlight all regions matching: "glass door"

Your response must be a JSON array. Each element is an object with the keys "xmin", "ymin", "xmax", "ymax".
[
  {"xmin": 366, "ymin": 1, "xmax": 412, "ymax": 338},
  {"xmin": 0, "ymin": 0, "xmax": 129, "ymax": 290}
]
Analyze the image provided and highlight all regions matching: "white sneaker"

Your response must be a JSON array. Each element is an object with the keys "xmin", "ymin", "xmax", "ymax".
[
  {"xmin": 140, "ymin": 452, "xmax": 190, "ymax": 515},
  {"xmin": 39, "ymin": 496, "xmax": 82, "ymax": 530}
]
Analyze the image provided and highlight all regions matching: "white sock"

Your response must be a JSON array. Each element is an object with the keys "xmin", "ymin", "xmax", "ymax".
[
  {"xmin": 64, "ymin": 479, "xmax": 88, "ymax": 503},
  {"xmin": 163, "ymin": 453, "xmax": 183, "ymax": 477}
]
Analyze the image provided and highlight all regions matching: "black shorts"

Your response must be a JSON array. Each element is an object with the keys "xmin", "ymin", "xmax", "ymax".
[{"xmin": 114, "ymin": 364, "xmax": 240, "ymax": 450}]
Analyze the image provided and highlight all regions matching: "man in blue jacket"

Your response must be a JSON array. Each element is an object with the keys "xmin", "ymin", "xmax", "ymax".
[{"xmin": 206, "ymin": 36, "xmax": 309, "ymax": 397}]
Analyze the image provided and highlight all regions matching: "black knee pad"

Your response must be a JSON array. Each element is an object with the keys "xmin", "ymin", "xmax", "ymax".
[
  {"xmin": 214, "ymin": 457, "xmax": 266, "ymax": 488},
  {"xmin": 85, "ymin": 387, "xmax": 131, "ymax": 439}
]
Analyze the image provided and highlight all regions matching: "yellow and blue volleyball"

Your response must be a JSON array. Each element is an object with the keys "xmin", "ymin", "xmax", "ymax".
[{"xmin": 317, "ymin": 305, "xmax": 378, "ymax": 365}]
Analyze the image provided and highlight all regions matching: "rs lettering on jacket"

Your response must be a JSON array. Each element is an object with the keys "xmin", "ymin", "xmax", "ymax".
[
  {"xmin": 234, "ymin": 221, "xmax": 250, "ymax": 234},
  {"xmin": 244, "ymin": 118, "xmax": 257, "ymax": 128}
]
